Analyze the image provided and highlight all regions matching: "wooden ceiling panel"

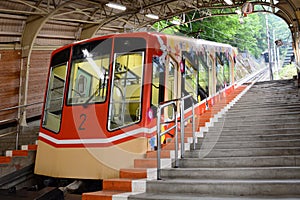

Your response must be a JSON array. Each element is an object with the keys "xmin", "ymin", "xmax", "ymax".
[{"xmin": 0, "ymin": 0, "xmax": 298, "ymax": 48}]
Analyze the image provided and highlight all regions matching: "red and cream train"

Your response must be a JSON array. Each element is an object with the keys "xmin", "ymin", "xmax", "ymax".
[{"xmin": 34, "ymin": 32, "xmax": 236, "ymax": 179}]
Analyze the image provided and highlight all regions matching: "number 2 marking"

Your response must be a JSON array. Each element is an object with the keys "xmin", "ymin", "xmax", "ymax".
[{"xmin": 79, "ymin": 114, "xmax": 87, "ymax": 130}]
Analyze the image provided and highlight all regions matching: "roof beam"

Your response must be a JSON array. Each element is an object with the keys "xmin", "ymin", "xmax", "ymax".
[{"xmin": 19, "ymin": 0, "xmax": 73, "ymax": 126}]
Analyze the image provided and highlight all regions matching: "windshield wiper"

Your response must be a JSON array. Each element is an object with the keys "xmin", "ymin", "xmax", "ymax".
[
  {"xmin": 83, "ymin": 90, "xmax": 98, "ymax": 108},
  {"xmin": 83, "ymin": 72, "xmax": 107, "ymax": 107}
]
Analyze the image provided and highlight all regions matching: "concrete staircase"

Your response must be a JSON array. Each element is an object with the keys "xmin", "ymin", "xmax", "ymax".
[
  {"xmin": 0, "ymin": 120, "xmax": 39, "ymax": 189},
  {"xmin": 129, "ymin": 79, "xmax": 300, "ymax": 199},
  {"xmin": 82, "ymin": 86, "xmax": 247, "ymax": 199}
]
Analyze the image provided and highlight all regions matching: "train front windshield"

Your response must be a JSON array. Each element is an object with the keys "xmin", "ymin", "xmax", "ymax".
[
  {"xmin": 42, "ymin": 37, "xmax": 146, "ymax": 134},
  {"xmin": 108, "ymin": 38, "xmax": 146, "ymax": 130},
  {"xmin": 67, "ymin": 39, "xmax": 112, "ymax": 105}
]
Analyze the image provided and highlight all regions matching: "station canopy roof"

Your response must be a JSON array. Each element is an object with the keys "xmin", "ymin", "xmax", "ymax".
[{"xmin": 0, "ymin": 0, "xmax": 299, "ymax": 49}]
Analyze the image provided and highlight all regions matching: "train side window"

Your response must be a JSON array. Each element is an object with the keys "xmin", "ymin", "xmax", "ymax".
[
  {"xmin": 216, "ymin": 52, "xmax": 230, "ymax": 91},
  {"xmin": 151, "ymin": 56, "xmax": 165, "ymax": 116},
  {"xmin": 151, "ymin": 57, "xmax": 161, "ymax": 107},
  {"xmin": 108, "ymin": 52, "xmax": 144, "ymax": 130},
  {"xmin": 167, "ymin": 60, "xmax": 176, "ymax": 100},
  {"xmin": 166, "ymin": 58, "xmax": 179, "ymax": 119},
  {"xmin": 42, "ymin": 48, "xmax": 70, "ymax": 133},
  {"xmin": 42, "ymin": 64, "xmax": 68, "ymax": 133},
  {"xmin": 216, "ymin": 52, "xmax": 224, "ymax": 91},
  {"xmin": 184, "ymin": 59, "xmax": 198, "ymax": 100},
  {"xmin": 223, "ymin": 52, "xmax": 231, "ymax": 86},
  {"xmin": 198, "ymin": 53, "xmax": 209, "ymax": 101}
]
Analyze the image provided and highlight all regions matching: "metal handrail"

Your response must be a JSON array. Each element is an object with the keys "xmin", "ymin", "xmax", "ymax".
[
  {"xmin": 156, "ymin": 100, "xmax": 178, "ymax": 180},
  {"xmin": 0, "ymin": 131, "xmax": 16, "ymax": 138},
  {"xmin": 0, "ymin": 118, "xmax": 18, "ymax": 125},
  {"xmin": 156, "ymin": 94, "xmax": 196, "ymax": 180},
  {"xmin": 0, "ymin": 101, "xmax": 43, "ymax": 113},
  {"xmin": 0, "ymin": 101, "xmax": 43, "ymax": 150},
  {"xmin": 180, "ymin": 94, "xmax": 196, "ymax": 159}
]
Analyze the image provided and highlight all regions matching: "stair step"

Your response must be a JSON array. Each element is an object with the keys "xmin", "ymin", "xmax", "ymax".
[
  {"xmin": 134, "ymin": 158, "xmax": 171, "ymax": 168},
  {"xmin": 83, "ymin": 179, "xmax": 146, "ymax": 199},
  {"xmin": 179, "ymin": 155, "xmax": 300, "ymax": 168},
  {"xmin": 161, "ymin": 167, "xmax": 300, "ymax": 179},
  {"xmin": 0, "ymin": 156, "xmax": 11, "ymax": 164},
  {"xmin": 199, "ymin": 133, "xmax": 300, "ymax": 142},
  {"xmin": 5, "ymin": 150, "xmax": 28, "ymax": 157},
  {"xmin": 144, "ymin": 179, "xmax": 300, "ymax": 196},
  {"xmin": 195, "ymin": 139, "xmax": 300, "ymax": 149},
  {"xmin": 146, "ymin": 150, "xmax": 172, "ymax": 158},
  {"xmin": 186, "ymin": 147, "xmax": 300, "ymax": 158},
  {"xmin": 159, "ymin": 143, "xmax": 177, "ymax": 150},
  {"xmin": 229, "ymin": 103, "xmax": 300, "ymax": 110},
  {"xmin": 204, "ymin": 128, "xmax": 300, "ymax": 136},
  {"xmin": 21, "ymin": 144, "xmax": 38, "ymax": 151},
  {"xmin": 103, "ymin": 179, "xmax": 132, "ymax": 192},
  {"xmin": 224, "ymin": 111, "xmax": 300, "ymax": 118},
  {"xmin": 227, "ymin": 106, "xmax": 300, "ymax": 113},
  {"xmin": 208, "ymin": 122, "xmax": 300, "ymax": 131},
  {"xmin": 82, "ymin": 190, "xmax": 123, "ymax": 200},
  {"xmin": 120, "ymin": 168, "xmax": 147, "ymax": 179},
  {"xmin": 212, "ymin": 117, "xmax": 300, "ymax": 126},
  {"xmin": 218, "ymin": 113, "xmax": 300, "ymax": 121},
  {"xmin": 129, "ymin": 192, "xmax": 300, "ymax": 200}
]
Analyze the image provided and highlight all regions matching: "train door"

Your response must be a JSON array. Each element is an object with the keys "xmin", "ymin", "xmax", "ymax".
[
  {"xmin": 208, "ymin": 54, "xmax": 216, "ymax": 96},
  {"xmin": 151, "ymin": 57, "xmax": 163, "ymax": 114},
  {"xmin": 198, "ymin": 52, "xmax": 210, "ymax": 101},
  {"xmin": 150, "ymin": 56, "xmax": 180, "ymax": 118},
  {"xmin": 152, "ymin": 56, "xmax": 180, "ymax": 144},
  {"xmin": 165, "ymin": 56, "xmax": 180, "ymax": 119},
  {"xmin": 215, "ymin": 52, "xmax": 231, "ymax": 92},
  {"xmin": 182, "ymin": 56, "xmax": 198, "ymax": 103}
]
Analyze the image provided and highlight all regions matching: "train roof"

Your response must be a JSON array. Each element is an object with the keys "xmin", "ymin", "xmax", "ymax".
[
  {"xmin": 53, "ymin": 31, "xmax": 237, "ymax": 55},
  {"xmin": 151, "ymin": 32, "xmax": 237, "ymax": 56}
]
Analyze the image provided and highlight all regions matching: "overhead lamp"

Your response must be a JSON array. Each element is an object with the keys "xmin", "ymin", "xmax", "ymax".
[
  {"xmin": 224, "ymin": 0, "xmax": 233, "ymax": 5},
  {"xmin": 146, "ymin": 13, "xmax": 159, "ymax": 20},
  {"xmin": 235, "ymin": 9, "xmax": 241, "ymax": 15},
  {"xmin": 105, "ymin": 2, "xmax": 126, "ymax": 11},
  {"xmin": 171, "ymin": 20, "xmax": 181, "ymax": 25}
]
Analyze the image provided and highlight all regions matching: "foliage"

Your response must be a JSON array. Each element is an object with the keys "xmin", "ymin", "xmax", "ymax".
[
  {"xmin": 154, "ymin": 12, "xmax": 291, "ymax": 60},
  {"xmin": 278, "ymin": 64, "xmax": 298, "ymax": 79}
]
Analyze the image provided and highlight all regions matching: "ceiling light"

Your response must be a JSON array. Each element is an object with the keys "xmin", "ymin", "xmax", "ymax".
[
  {"xmin": 146, "ymin": 13, "xmax": 159, "ymax": 20},
  {"xmin": 105, "ymin": 2, "xmax": 126, "ymax": 11},
  {"xmin": 235, "ymin": 9, "xmax": 241, "ymax": 15},
  {"xmin": 171, "ymin": 20, "xmax": 181, "ymax": 25},
  {"xmin": 224, "ymin": 0, "xmax": 233, "ymax": 5}
]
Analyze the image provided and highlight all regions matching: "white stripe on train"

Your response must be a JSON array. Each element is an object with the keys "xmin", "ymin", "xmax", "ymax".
[{"xmin": 39, "ymin": 126, "xmax": 157, "ymax": 145}]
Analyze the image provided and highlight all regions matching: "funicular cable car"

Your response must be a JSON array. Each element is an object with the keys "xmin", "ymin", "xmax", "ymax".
[{"xmin": 35, "ymin": 32, "xmax": 236, "ymax": 180}]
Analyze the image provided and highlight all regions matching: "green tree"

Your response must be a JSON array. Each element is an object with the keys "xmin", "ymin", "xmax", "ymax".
[{"xmin": 155, "ymin": 12, "xmax": 291, "ymax": 60}]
